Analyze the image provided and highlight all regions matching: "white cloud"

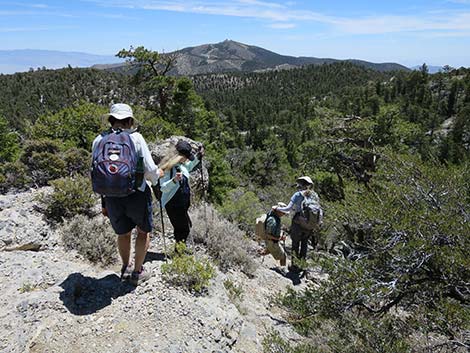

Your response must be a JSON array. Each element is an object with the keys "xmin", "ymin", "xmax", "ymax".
[
  {"xmin": 85, "ymin": 0, "xmax": 470, "ymax": 37},
  {"xmin": 30, "ymin": 4, "xmax": 49, "ymax": 8},
  {"xmin": 331, "ymin": 13, "xmax": 470, "ymax": 34},
  {"xmin": 2, "ymin": 2, "xmax": 49, "ymax": 9},
  {"xmin": 237, "ymin": 0, "xmax": 285, "ymax": 8}
]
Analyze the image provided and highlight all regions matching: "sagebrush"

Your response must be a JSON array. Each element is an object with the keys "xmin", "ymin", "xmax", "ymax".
[
  {"xmin": 60, "ymin": 214, "xmax": 116, "ymax": 265},
  {"xmin": 191, "ymin": 203, "xmax": 257, "ymax": 275}
]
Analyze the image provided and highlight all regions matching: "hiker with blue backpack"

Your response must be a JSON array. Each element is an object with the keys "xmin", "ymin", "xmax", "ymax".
[
  {"xmin": 91, "ymin": 103, "xmax": 164, "ymax": 286},
  {"xmin": 276, "ymin": 176, "xmax": 323, "ymax": 273},
  {"xmin": 158, "ymin": 140, "xmax": 204, "ymax": 250}
]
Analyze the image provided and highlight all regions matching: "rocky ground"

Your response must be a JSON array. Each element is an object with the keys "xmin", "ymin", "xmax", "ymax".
[{"xmin": 0, "ymin": 188, "xmax": 320, "ymax": 353}]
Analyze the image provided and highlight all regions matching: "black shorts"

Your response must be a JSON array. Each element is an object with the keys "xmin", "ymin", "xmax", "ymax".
[{"xmin": 105, "ymin": 186, "xmax": 153, "ymax": 235}]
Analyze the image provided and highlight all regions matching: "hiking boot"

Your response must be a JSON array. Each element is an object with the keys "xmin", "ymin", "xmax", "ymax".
[
  {"xmin": 129, "ymin": 267, "xmax": 151, "ymax": 286},
  {"xmin": 120, "ymin": 263, "xmax": 133, "ymax": 281}
]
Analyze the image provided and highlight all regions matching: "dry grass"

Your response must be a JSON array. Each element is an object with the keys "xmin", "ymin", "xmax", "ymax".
[
  {"xmin": 190, "ymin": 202, "xmax": 258, "ymax": 275},
  {"xmin": 60, "ymin": 215, "xmax": 117, "ymax": 265}
]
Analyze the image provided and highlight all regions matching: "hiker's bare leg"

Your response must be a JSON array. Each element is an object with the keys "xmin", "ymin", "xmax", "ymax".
[
  {"xmin": 117, "ymin": 232, "xmax": 132, "ymax": 266},
  {"xmin": 280, "ymin": 256, "xmax": 286, "ymax": 267},
  {"xmin": 134, "ymin": 227, "xmax": 149, "ymax": 273}
]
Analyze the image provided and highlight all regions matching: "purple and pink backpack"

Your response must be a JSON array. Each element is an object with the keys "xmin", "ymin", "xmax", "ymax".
[{"xmin": 91, "ymin": 129, "xmax": 138, "ymax": 197}]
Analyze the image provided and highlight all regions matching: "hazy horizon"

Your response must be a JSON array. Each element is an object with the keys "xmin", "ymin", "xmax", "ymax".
[{"xmin": 2, "ymin": 0, "xmax": 470, "ymax": 69}]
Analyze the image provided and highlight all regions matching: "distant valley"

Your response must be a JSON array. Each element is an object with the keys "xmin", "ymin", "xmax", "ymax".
[{"xmin": 0, "ymin": 49, "xmax": 123, "ymax": 74}]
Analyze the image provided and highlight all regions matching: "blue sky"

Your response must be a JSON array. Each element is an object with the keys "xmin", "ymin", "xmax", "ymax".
[{"xmin": 1, "ymin": 0, "xmax": 470, "ymax": 67}]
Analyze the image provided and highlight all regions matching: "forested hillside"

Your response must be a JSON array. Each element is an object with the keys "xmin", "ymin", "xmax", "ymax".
[
  {"xmin": 0, "ymin": 51, "xmax": 469, "ymax": 351},
  {"xmin": 0, "ymin": 67, "xmax": 137, "ymax": 131}
]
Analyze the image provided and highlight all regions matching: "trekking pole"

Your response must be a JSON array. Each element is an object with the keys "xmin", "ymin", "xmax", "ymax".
[
  {"xmin": 152, "ymin": 183, "xmax": 168, "ymax": 263},
  {"xmin": 199, "ymin": 148, "xmax": 208, "ymax": 237}
]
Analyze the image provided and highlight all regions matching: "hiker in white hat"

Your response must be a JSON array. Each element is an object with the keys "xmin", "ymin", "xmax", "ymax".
[
  {"xmin": 276, "ymin": 176, "xmax": 321, "ymax": 273},
  {"xmin": 91, "ymin": 103, "xmax": 164, "ymax": 286}
]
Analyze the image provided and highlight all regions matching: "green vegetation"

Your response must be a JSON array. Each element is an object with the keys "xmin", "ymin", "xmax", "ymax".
[
  {"xmin": 223, "ymin": 279, "xmax": 244, "ymax": 302},
  {"xmin": 18, "ymin": 281, "xmax": 51, "ymax": 294},
  {"xmin": 0, "ymin": 115, "xmax": 20, "ymax": 163},
  {"xmin": 0, "ymin": 67, "xmax": 137, "ymax": 131},
  {"xmin": 161, "ymin": 242, "xmax": 215, "ymax": 293},
  {"xmin": 1, "ymin": 48, "xmax": 469, "ymax": 349},
  {"xmin": 38, "ymin": 176, "xmax": 96, "ymax": 223},
  {"xmin": 275, "ymin": 151, "xmax": 470, "ymax": 351}
]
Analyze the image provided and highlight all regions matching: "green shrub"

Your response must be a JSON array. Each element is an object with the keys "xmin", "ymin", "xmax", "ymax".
[
  {"xmin": 39, "ymin": 176, "xmax": 96, "ymax": 223},
  {"xmin": 224, "ymin": 279, "xmax": 244, "ymax": 302},
  {"xmin": 20, "ymin": 139, "xmax": 67, "ymax": 186},
  {"xmin": 63, "ymin": 147, "xmax": 91, "ymax": 176},
  {"xmin": 219, "ymin": 188, "xmax": 264, "ymax": 232},
  {"xmin": 29, "ymin": 101, "xmax": 105, "ymax": 150},
  {"xmin": 311, "ymin": 171, "xmax": 344, "ymax": 201},
  {"xmin": 0, "ymin": 115, "xmax": 20, "ymax": 163},
  {"xmin": 60, "ymin": 214, "xmax": 116, "ymax": 265},
  {"xmin": 276, "ymin": 150, "xmax": 470, "ymax": 352},
  {"xmin": 161, "ymin": 242, "xmax": 214, "ymax": 293},
  {"xmin": 0, "ymin": 161, "xmax": 30, "ymax": 192},
  {"xmin": 29, "ymin": 152, "xmax": 67, "ymax": 186},
  {"xmin": 20, "ymin": 138, "xmax": 61, "ymax": 164},
  {"xmin": 191, "ymin": 203, "xmax": 257, "ymax": 275},
  {"xmin": 133, "ymin": 106, "xmax": 184, "ymax": 142}
]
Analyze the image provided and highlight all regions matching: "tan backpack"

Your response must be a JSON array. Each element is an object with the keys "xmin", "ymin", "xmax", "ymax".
[{"xmin": 255, "ymin": 213, "xmax": 268, "ymax": 241}]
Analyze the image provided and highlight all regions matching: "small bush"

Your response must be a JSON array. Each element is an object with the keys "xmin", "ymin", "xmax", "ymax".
[
  {"xmin": 161, "ymin": 242, "xmax": 214, "ymax": 293},
  {"xmin": 60, "ymin": 214, "xmax": 117, "ymax": 265},
  {"xmin": 29, "ymin": 152, "xmax": 67, "ymax": 186},
  {"xmin": 0, "ymin": 161, "xmax": 30, "ymax": 192},
  {"xmin": 311, "ymin": 171, "xmax": 344, "ymax": 201},
  {"xmin": 39, "ymin": 176, "xmax": 96, "ymax": 223},
  {"xmin": 191, "ymin": 203, "xmax": 257, "ymax": 275},
  {"xmin": 63, "ymin": 147, "xmax": 91, "ymax": 176},
  {"xmin": 218, "ymin": 188, "xmax": 264, "ymax": 232},
  {"xmin": 224, "ymin": 279, "xmax": 244, "ymax": 302},
  {"xmin": 0, "ymin": 115, "xmax": 20, "ymax": 163},
  {"xmin": 20, "ymin": 138, "xmax": 61, "ymax": 164}
]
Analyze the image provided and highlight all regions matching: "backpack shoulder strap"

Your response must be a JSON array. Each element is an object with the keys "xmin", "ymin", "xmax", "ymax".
[
  {"xmin": 102, "ymin": 128, "xmax": 138, "ymax": 137},
  {"xmin": 264, "ymin": 212, "xmax": 270, "ymax": 230},
  {"xmin": 100, "ymin": 128, "xmax": 113, "ymax": 137}
]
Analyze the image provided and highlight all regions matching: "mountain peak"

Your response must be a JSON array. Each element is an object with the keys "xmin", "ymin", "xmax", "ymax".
[{"xmin": 0, "ymin": 42, "xmax": 410, "ymax": 75}]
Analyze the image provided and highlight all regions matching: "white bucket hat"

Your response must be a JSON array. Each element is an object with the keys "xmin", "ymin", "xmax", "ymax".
[
  {"xmin": 297, "ymin": 176, "xmax": 313, "ymax": 185},
  {"xmin": 106, "ymin": 103, "xmax": 134, "ymax": 120}
]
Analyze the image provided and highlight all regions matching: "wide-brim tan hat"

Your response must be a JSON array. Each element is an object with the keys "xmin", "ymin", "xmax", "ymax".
[
  {"xmin": 297, "ymin": 176, "xmax": 313, "ymax": 185},
  {"xmin": 272, "ymin": 202, "xmax": 289, "ymax": 214}
]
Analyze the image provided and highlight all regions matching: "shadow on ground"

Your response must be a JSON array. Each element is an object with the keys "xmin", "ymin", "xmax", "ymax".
[
  {"xmin": 144, "ymin": 251, "xmax": 166, "ymax": 263},
  {"xmin": 59, "ymin": 273, "xmax": 134, "ymax": 315},
  {"xmin": 270, "ymin": 267, "xmax": 302, "ymax": 286}
]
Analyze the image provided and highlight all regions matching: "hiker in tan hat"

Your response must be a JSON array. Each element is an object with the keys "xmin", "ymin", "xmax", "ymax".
[
  {"xmin": 263, "ymin": 202, "xmax": 289, "ymax": 267},
  {"xmin": 276, "ymin": 176, "xmax": 322, "ymax": 273}
]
